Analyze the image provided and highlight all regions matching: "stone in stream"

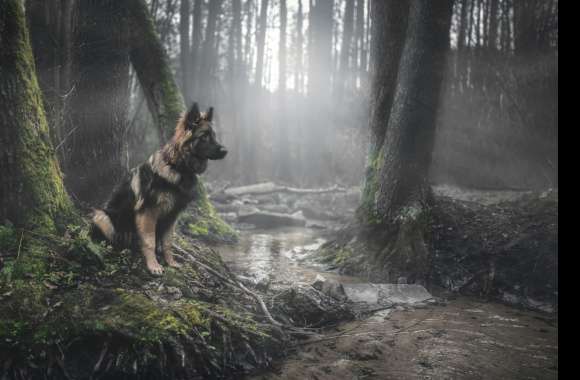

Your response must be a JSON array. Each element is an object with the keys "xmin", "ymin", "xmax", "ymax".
[
  {"xmin": 237, "ymin": 209, "xmax": 306, "ymax": 228},
  {"xmin": 341, "ymin": 283, "xmax": 433, "ymax": 305}
]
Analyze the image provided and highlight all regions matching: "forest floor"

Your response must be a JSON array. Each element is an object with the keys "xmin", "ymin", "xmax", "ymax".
[{"xmin": 249, "ymin": 295, "xmax": 557, "ymax": 380}]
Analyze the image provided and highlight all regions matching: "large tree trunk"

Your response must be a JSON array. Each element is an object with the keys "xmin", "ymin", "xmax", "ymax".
[
  {"xmin": 66, "ymin": 0, "xmax": 131, "ymax": 206},
  {"xmin": 0, "ymin": 0, "xmax": 73, "ymax": 232},
  {"xmin": 359, "ymin": 0, "xmax": 409, "ymax": 219},
  {"xmin": 360, "ymin": 0, "xmax": 453, "ymax": 283}
]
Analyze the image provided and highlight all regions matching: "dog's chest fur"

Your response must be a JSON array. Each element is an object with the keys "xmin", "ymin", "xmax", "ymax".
[{"xmin": 132, "ymin": 152, "xmax": 198, "ymax": 218}]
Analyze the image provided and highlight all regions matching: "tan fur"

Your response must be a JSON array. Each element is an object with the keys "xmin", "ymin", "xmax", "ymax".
[
  {"xmin": 149, "ymin": 151, "xmax": 181, "ymax": 184},
  {"xmin": 92, "ymin": 209, "xmax": 115, "ymax": 241},
  {"xmin": 135, "ymin": 209, "xmax": 164, "ymax": 275},
  {"xmin": 161, "ymin": 221, "xmax": 180, "ymax": 268}
]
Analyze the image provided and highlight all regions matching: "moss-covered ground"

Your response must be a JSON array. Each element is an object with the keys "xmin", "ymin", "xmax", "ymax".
[{"xmin": 0, "ymin": 217, "xmax": 279, "ymax": 379}]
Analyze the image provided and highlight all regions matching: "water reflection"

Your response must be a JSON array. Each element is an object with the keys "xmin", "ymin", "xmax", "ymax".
[{"xmin": 217, "ymin": 227, "xmax": 360, "ymax": 286}]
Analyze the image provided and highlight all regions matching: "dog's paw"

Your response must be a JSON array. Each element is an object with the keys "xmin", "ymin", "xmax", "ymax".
[
  {"xmin": 167, "ymin": 259, "xmax": 183, "ymax": 269},
  {"xmin": 147, "ymin": 261, "xmax": 165, "ymax": 276}
]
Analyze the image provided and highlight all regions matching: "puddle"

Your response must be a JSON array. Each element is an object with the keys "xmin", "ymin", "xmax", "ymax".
[{"xmin": 217, "ymin": 227, "xmax": 363, "ymax": 286}]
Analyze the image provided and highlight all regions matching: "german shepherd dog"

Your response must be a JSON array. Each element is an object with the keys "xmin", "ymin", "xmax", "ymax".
[{"xmin": 91, "ymin": 102, "xmax": 227, "ymax": 275}]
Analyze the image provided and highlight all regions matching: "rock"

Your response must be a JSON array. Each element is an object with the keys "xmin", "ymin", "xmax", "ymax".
[
  {"xmin": 342, "ymin": 284, "xmax": 433, "ymax": 305},
  {"xmin": 311, "ymin": 275, "xmax": 347, "ymax": 301},
  {"xmin": 237, "ymin": 210, "xmax": 306, "ymax": 228},
  {"xmin": 343, "ymin": 284, "xmax": 379, "ymax": 304},
  {"xmin": 377, "ymin": 284, "xmax": 433, "ymax": 304}
]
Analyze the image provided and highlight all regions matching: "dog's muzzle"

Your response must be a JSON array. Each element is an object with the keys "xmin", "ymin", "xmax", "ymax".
[{"xmin": 209, "ymin": 146, "xmax": 228, "ymax": 160}]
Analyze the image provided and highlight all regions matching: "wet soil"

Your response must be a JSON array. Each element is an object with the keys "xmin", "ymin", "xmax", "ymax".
[
  {"xmin": 217, "ymin": 227, "xmax": 558, "ymax": 380},
  {"xmin": 249, "ymin": 296, "xmax": 557, "ymax": 380}
]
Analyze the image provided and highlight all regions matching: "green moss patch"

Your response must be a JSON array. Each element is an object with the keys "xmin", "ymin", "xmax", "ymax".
[{"xmin": 0, "ymin": 221, "xmax": 278, "ymax": 379}]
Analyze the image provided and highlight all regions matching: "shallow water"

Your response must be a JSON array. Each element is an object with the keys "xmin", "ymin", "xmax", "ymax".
[{"xmin": 217, "ymin": 227, "xmax": 362, "ymax": 286}]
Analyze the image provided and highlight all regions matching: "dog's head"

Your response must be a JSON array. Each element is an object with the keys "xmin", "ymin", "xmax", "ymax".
[{"xmin": 169, "ymin": 102, "xmax": 228, "ymax": 173}]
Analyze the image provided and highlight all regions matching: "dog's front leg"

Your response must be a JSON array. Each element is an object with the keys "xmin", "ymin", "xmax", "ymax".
[
  {"xmin": 136, "ymin": 210, "xmax": 164, "ymax": 275},
  {"xmin": 161, "ymin": 221, "xmax": 182, "ymax": 268}
]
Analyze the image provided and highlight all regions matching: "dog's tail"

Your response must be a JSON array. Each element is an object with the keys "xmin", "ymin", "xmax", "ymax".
[{"xmin": 91, "ymin": 209, "xmax": 115, "ymax": 242}]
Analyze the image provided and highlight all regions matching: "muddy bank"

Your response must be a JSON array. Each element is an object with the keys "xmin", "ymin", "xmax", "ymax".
[
  {"xmin": 316, "ymin": 188, "xmax": 558, "ymax": 313},
  {"xmin": 249, "ymin": 296, "xmax": 558, "ymax": 380}
]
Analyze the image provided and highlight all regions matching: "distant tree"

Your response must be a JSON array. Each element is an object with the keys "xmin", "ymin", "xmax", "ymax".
[
  {"xmin": 337, "ymin": 0, "xmax": 355, "ymax": 101},
  {"xmin": 254, "ymin": 0, "xmax": 269, "ymax": 88},
  {"xmin": 180, "ymin": 0, "xmax": 191, "ymax": 103}
]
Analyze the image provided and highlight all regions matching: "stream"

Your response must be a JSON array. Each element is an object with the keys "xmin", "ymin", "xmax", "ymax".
[
  {"xmin": 216, "ymin": 227, "xmax": 558, "ymax": 380},
  {"xmin": 218, "ymin": 227, "xmax": 362, "ymax": 287}
]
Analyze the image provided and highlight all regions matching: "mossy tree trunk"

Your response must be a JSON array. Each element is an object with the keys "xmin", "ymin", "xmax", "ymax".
[
  {"xmin": 126, "ymin": 0, "xmax": 237, "ymax": 242},
  {"xmin": 127, "ymin": 0, "xmax": 184, "ymax": 143},
  {"xmin": 0, "ymin": 0, "xmax": 73, "ymax": 233},
  {"xmin": 357, "ymin": 0, "xmax": 453, "ymax": 283}
]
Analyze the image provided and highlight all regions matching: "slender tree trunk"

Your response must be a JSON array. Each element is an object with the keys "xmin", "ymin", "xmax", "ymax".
[
  {"xmin": 0, "ymin": 0, "xmax": 73, "ymax": 232},
  {"xmin": 294, "ymin": 0, "xmax": 304, "ymax": 93},
  {"xmin": 180, "ymin": 0, "xmax": 191, "ymax": 103},
  {"xmin": 488, "ymin": 0, "xmax": 499, "ymax": 49},
  {"xmin": 337, "ymin": 0, "xmax": 355, "ymax": 102},
  {"xmin": 276, "ymin": 0, "xmax": 291, "ymax": 181},
  {"xmin": 354, "ymin": 0, "xmax": 365, "ymax": 90},
  {"xmin": 190, "ymin": 0, "xmax": 202, "ymax": 100},
  {"xmin": 254, "ymin": 0, "xmax": 269, "ymax": 88},
  {"xmin": 307, "ymin": 0, "xmax": 334, "ymax": 184},
  {"xmin": 199, "ymin": 0, "xmax": 223, "ymax": 102}
]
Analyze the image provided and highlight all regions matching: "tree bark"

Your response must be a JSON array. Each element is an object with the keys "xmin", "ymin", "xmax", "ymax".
[
  {"xmin": 358, "ymin": 0, "xmax": 453, "ymax": 283},
  {"xmin": 359, "ymin": 0, "xmax": 409, "ymax": 219},
  {"xmin": 128, "ymin": 0, "xmax": 185, "ymax": 141},
  {"xmin": 66, "ymin": 0, "xmax": 131, "ymax": 205},
  {"xmin": 0, "ymin": 0, "xmax": 73, "ymax": 232},
  {"xmin": 375, "ymin": 0, "xmax": 453, "ymax": 220}
]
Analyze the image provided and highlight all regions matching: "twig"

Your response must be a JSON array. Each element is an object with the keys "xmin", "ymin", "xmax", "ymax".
[
  {"xmin": 16, "ymin": 232, "xmax": 24, "ymax": 261},
  {"xmin": 172, "ymin": 243, "xmax": 283, "ymax": 327}
]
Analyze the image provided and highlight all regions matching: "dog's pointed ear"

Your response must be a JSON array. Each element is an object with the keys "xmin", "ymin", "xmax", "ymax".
[
  {"xmin": 185, "ymin": 102, "xmax": 201, "ymax": 128},
  {"xmin": 206, "ymin": 107, "xmax": 214, "ymax": 122}
]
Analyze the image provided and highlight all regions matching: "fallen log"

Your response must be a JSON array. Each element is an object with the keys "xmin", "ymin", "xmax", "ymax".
[{"xmin": 223, "ymin": 182, "xmax": 348, "ymax": 197}]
